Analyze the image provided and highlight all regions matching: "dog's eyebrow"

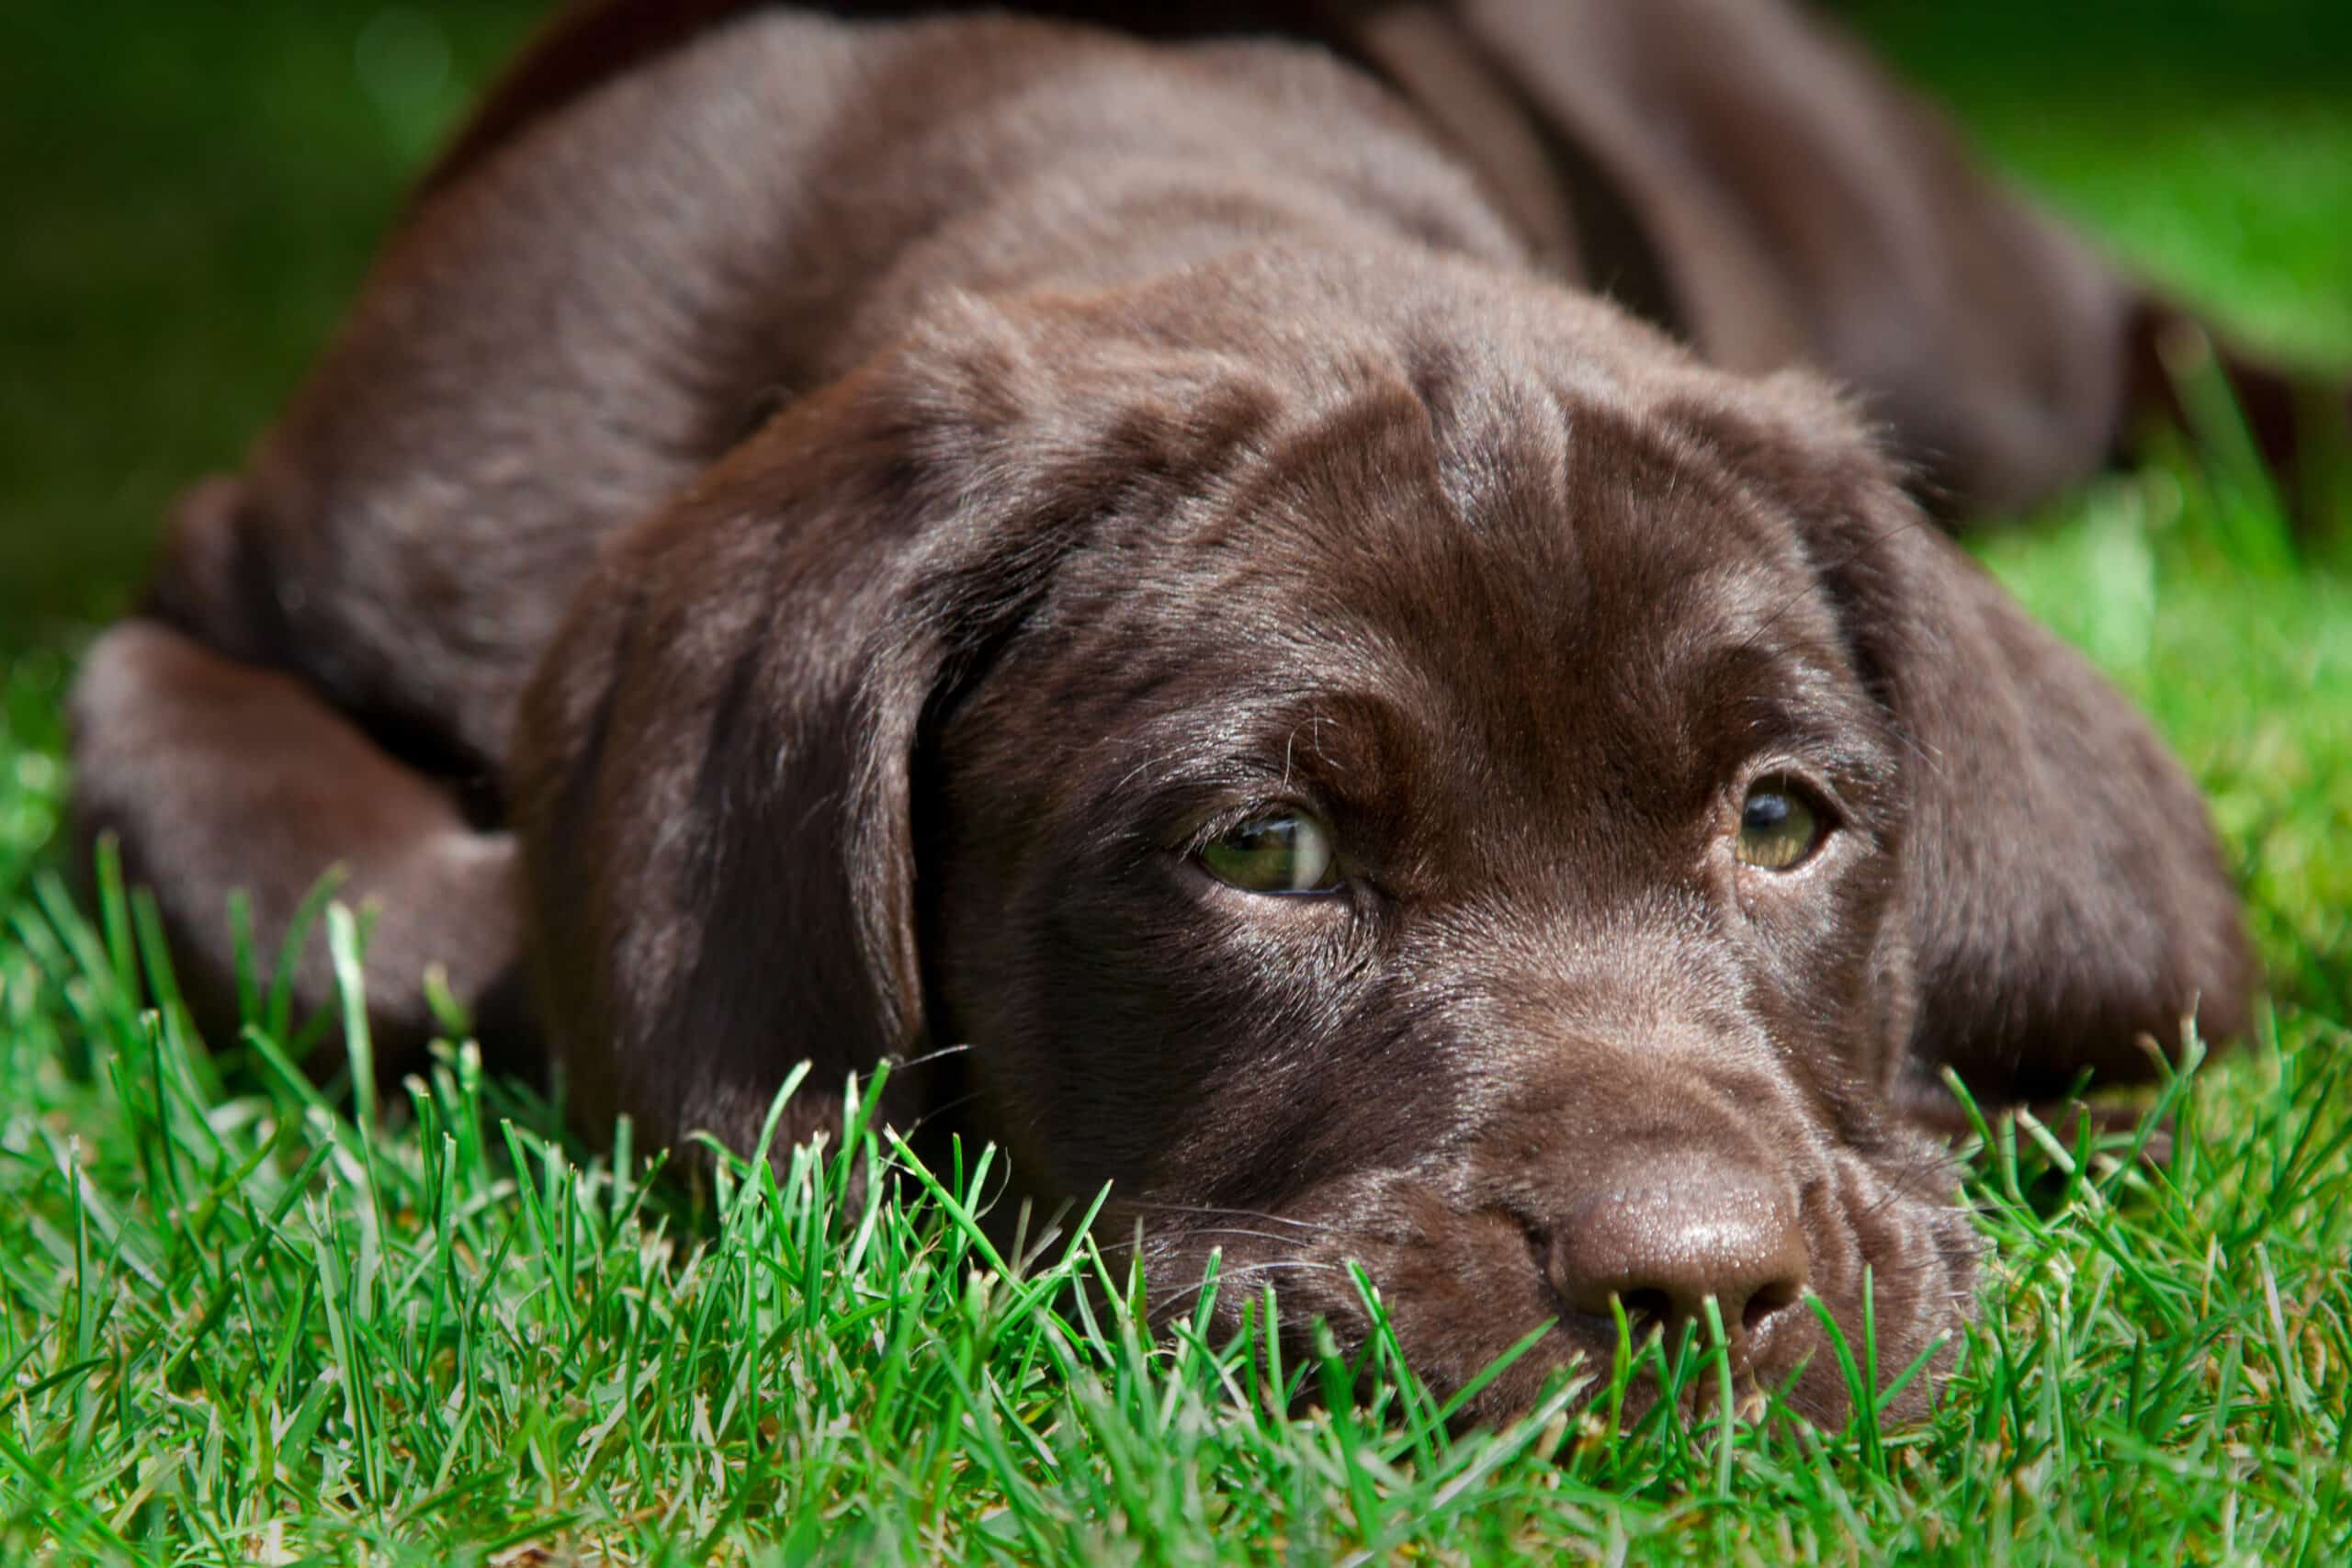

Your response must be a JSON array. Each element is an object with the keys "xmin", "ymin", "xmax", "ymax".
[
  {"xmin": 1108, "ymin": 712, "xmax": 1408, "ymax": 812},
  {"xmin": 1676, "ymin": 669, "xmax": 1905, "ymax": 822}
]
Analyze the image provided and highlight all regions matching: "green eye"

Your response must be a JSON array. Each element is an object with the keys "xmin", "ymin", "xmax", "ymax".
[
  {"xmin": 1200, "ymin": 812, "xmax": 1340, "ymax": 895},
  {"xmin": 1736, "ymin": 778, "xmax": 1827, "ymax": 871}
]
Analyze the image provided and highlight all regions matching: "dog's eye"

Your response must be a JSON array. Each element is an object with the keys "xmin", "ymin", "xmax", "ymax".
[
  {"xmin": 1736, "ymin": 777, "xmax": 1827, "ymax": 871},
  {"xmin": 1200, "ymin": 812, "xmax": 1340, "ymax": 894}
]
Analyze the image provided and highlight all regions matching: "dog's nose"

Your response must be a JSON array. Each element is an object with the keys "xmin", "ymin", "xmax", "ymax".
[{"xmin": 1544, "ymin": 1156, "xmax": 1810, "ymax": 1361}]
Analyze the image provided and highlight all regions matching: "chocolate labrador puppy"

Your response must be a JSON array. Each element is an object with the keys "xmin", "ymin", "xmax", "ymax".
[{"xmin": 71, "ymin": 0, "xmax": 2261, "ymax": 1424}]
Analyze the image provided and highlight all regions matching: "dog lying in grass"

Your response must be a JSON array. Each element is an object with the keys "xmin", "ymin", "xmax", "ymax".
[{"xmin": 70, "ymin": 0, "xmax": 2273, "ymax": 1424}]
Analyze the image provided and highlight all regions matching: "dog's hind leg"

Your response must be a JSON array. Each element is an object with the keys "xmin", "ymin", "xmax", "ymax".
[{"xmin": 68, "ymin": 617, "xmax": 526, "ymax": 1081}]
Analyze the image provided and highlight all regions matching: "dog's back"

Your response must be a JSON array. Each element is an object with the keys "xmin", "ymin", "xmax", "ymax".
[{"xmin": 153, "ymin": 17, "xmax": 1513, "ymax": 773}]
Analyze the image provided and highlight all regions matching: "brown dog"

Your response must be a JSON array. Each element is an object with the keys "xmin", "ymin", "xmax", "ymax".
[{"xmin": 71, "ymin": 1, "xmax": 2259, "ymax": 1424}]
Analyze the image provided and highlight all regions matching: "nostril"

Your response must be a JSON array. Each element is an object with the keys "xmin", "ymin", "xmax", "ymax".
[
  {"xmin": 1617, "ymin": 1288, "xmax": 1675, "ymax": 1334},
  {"xmin": 1741, "ymin": 1278, "xmax": 1803, "ymax": 1339}
]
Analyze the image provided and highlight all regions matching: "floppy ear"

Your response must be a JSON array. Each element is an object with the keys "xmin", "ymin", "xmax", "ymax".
[
  {"xmin": 1723, "ymin": 375, "xmax": 2256, "ymax": 1117},
  {"xmin": 510, "ymin": 298, "xmax": 1276, "ymax": 1159}
]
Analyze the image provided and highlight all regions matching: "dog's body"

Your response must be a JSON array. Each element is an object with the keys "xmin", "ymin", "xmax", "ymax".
[{"xmin": 74, "ymin": 1, "xmax": 2260, "ymax": 1422}]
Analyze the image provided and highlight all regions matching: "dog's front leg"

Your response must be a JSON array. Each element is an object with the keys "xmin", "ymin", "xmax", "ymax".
[{"xmin": 68, "ymin": 619, "xmax": 526, "ymax": 1081}]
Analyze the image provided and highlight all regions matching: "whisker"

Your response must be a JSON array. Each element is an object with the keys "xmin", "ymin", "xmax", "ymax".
[
  {"xmin": 883, "ymin": 1040, "xmax": 973, "ymax": 1074},
  {"xmin": 1148, "ymin": 1258, "xmax": 1346, "ymax": 1323},
  {"xmin": 893, "ymin": 1089, "xmax": 984, "ymax": 1145},
  {"xmin": 1145, "ymin": 1225, "xmax": 1327, "ymax": 1251},
  {"xmin": 1115, "ymin": 1199, "xmax": 1340, "ymax": 1235}
]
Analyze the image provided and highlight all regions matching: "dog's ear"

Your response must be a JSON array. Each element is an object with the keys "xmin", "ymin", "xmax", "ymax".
[
  {"xmin": 511, "ymin": 297, "xmax": 1276, "ymax": 1158},
  {"xmin": 1710, "ymin": 374, "xmax": 2256, "ymax": 1117}
]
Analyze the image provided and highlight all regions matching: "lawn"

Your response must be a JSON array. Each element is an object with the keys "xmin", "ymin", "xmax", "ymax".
[{"xmin": 3, "ymin": 3, "xmax": 2349, "ymax": 1562}]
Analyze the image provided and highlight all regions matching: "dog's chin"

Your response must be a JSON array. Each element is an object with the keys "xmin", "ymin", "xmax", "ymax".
[{"xmin": 1124, "ymin": 1133, "xmax": 1979, "ymax": 1432}]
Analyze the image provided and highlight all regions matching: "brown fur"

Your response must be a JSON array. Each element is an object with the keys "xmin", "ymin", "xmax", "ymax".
[{"xmin": 72, "ymin": 4, "xmax": 2260, "ymax": 1422}]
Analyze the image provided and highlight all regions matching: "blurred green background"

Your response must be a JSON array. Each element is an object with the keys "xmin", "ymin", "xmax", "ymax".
[
  {"xmin": 2, "ymin": 1, "xmax": 540, "ymax": 637},
  {"xmin": 2, "ymin": 0, "xmax": 2348, "ymax": 641}
]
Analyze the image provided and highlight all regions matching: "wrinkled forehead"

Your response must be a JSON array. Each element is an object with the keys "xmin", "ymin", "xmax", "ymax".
[
  {"xmin": 968, "ymin": 378, "xmax": 1891, "ymax": 808},
  {"xmin": 1148, "ymin": 387, "xmax": 1848, "ymax": 699}
]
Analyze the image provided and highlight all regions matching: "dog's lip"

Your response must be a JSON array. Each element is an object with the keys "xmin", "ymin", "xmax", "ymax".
[{"xmin": 1098, "ymin": 1156, "xmax": 1941, "ymax": 1426}]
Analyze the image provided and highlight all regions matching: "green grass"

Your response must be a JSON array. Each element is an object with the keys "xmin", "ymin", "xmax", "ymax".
[
  {"xmin": 1848, "ymin": 0, "xmax": 2352, "ymax": 366},
  {"xmin": 5, "ymin": 2, "xmax": 2352, "ymax": 1561}
]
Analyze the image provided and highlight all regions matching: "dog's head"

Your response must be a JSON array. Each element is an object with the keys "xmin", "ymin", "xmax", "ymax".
[{"xmin": 514, "ymin": 257, "xmax": 2250, "ymax": 1423}]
